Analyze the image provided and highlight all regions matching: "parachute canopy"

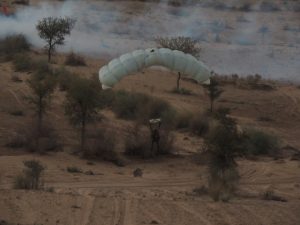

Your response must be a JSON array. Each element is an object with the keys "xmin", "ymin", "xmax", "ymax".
[{"xmin": 99, "ymin": 48, "xmax": 211, "ymax": 89}]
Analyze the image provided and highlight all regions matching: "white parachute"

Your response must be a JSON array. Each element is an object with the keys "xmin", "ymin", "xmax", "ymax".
[{"xmin": 99, "ymin": 48, "xmax": 211, "ymax": 89}]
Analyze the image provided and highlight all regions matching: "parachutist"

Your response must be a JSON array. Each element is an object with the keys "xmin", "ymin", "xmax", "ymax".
[{"xmin": 149, "ymin": 118, "xmax": 162, "ymax": 157}]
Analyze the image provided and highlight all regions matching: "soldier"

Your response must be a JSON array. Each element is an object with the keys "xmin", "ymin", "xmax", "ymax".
[{"xmin": 149, "ymin": 119, "xmax": 161, "ymax": 156}]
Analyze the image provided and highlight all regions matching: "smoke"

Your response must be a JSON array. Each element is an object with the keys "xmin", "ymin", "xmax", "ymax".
[{"xmin": 0, "ymin": 0, "xmax": 299, "ymax": 81}]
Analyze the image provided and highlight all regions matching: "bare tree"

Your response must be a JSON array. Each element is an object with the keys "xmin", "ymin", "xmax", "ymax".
[
  {"xmin": 203, "ymin": 77, "xmax": 223, "ymax": 113},
  {"xmin": 155, "ymin": 36, "xmax": 200, "ymax": 91},
  {"xmin": 36, "ymin": 17, "xmax": 75, "ymax": 62}
]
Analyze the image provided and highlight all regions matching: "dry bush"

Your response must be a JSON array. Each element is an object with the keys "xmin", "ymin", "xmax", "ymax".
[
  {"xmin": 11, "ymin": 73, "xmax": 22, "ymax": 83},
  {"xmin": 112, "ymin": 90, "xmax": 177, "ymax": 126},
  {"xmin": 175, "ymin": 112, "xmax": 192, "ymax": 129},
  {"xmin": 241, "ymin": 128, "xmax": 280, "ymax": 157},
  {"xmin": 261, "ymin": 188, "xmax": 287, "ymax": 202},
  {"xmin": 125, "ymin": 124, "xmax": 174, "ymax": 158},
  {"xmin": 189, "ymin": 114, "xmax": 210, "ymax": 136},
  {"xmin": 171, "ymin": 87, "xmax": 193, "ymax": 95},
  {"xmin": 0, "ymin": 34, "xmax": 30, "ymax": 61},
  {"xmin": 14, "ymin": 160, "xmax": 45, "ymax": 190},
  {"xmin": 85, "ymin": 129, "xmax": 124, "ymax": 166},
  {"xmin": 67, "ymin": 166, "xmax": 82, "ymax": 173},
  {"xmin": 12, "ymin": 53, "xmax": 33, "ymax": 72},
  {"xmin": 65, "ymin": 52, "xmax": 86, "ymax": 66},
  {"xmin": 6, "ymin": 123, "xmax": 61, "ymax": 152},
  {"xmin": 125, "ymin": 125, "xmax": 150, "ymax": 157}
]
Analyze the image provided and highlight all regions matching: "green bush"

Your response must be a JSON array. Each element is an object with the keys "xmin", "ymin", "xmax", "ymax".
[
  {"xmin": 13, "ymin": 54, "xmax": 32, "ymax": 72},
  {"xmin": 0, "ymin": 34, "xmax": 30, "ymax": 61},
  {"xmin": 242, "ymin": 128, "xmax": 280, "ymax": 156},
  {"xmin": 14, "ymin": 160, "xmax": 45, "ymax": 190}
]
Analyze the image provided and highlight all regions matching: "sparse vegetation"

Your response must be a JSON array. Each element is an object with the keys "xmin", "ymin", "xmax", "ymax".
[
  {"xmin": 64, "ymin": 76, "xmax": 103, "ymax": 154},
  {"xmin": 155, "ymin": 36, "xmax": 200, "ymax": 91},
  {"xmin": 12, "ymin": 53, "xmax": 33, "ymax": 72},
  {"xmin": 14, "ymin": 160, "xmax": 45, "ymax": 190},
  {"xmin": 125, "ymin": 124, "xmax": 174, "ymax": 158},
  {"xmin": 203, "ymin": 77, "xmax": 223, "ymax": 113},
  {"xmin": 112, "ymin": 90, "xmax": 177, "ymax": 126},
  {"xmin": 261, "ymin": 188, "xmax": 287, "ymax": 202},
  {"xmin": 242, "ymin": 128, "xmax": 280, "ymax": 156},
  {"xmin": 36, "ymin": 17, "xmax": 76, "ymax": 62},
  {"xmin": 65, "ymin": 52, "xmax": 86, "ymax": 66},
  {"xmin": 67, "ymin": 166, "xmax": 82, "ymax": 173},
  {"xmin": 0, "ymin": 34, "xmax": 30, "ymax": 61},
  {"xmin": 171, "ymin": 87, "xmax": 193, "ymax": 95},
  {"xmin": 85, "ymin": 129, "xmax": 124, "ymax": 166},
  {"xmin": 189, "ymin": 114, "xmax": 210, "ymax": 136},
  {"xmin": 204, "ymin": 111, "xmax": 241, "ymax": 201},
  {"xmin": 27, "ymin": 70, "xmax": 56, "ymax": 152}
]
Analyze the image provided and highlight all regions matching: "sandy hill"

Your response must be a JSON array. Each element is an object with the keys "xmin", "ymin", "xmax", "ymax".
[{"xmin": 0, "ymin": 49, "xmax": 299, "ymax": 225}]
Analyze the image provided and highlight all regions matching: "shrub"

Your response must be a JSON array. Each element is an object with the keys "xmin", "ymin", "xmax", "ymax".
[
  {"xmin": 0, "ymin": 34, "xmax": 30, "ymax": 61},
  {"xmin": 67, "ymin": 166, "xmax": 82, "ymax": 173},
  {"xmin": 112, "ymin": 91, "xmax": 177, "ymax": 126},
  {"xmin": 5, "ymin": 133, "xmax": 27, "ymax": 148},
  {"xmin": 193, "ymin": 185, "xmax": 208, "ymax": 196},
  {"xmin": 13, "ymin": 54, "xmax": 33, "ymax": 72},
  {"xmin": 86, "ymin": 129, "xmax": 124, "ymax": 166},
  {"xmin": 204, "ymin": 113, "xmax": 241, "ymax": 201},
  {"xmin": 261, "ymin": 188, "xmax": 287, "ymax": 202},
  {"xmin": 11, "ymin": 74, "xmax": 22, "ymax": 82},
  {"xmin": 6, "ymin": 123, "xmax": 61, "ymax": 152},
  {"xmin": 54, "ymin": 67, "xmax": 74, "ymax": 91},
  {"xmin": 9, "ymin": 109, "xmax": 24, "ymax": 117},
  {"xmin": 65, "ymin": 52, "xmax": 86, "ymax": 66},
  {"xmin": 242, "ymin": 128, "xmax": 280, "ymax": 156},
  {"xmin": 171, "ymin": 87, "xmax": 193, "ymax": 95},
  {"xmin": 14, "ymin": 160, "xmax": 45, "ymax": 190},
  {"xmin": 175, "ymin": 112, "xmax": 192, "ymax": 129},
  {"xmin": 189, "ymin": 114, "xmax": 210, "ymax": 136},
  {"xmin": 125, "ymin": 126, "xmax": 150, "ymax": 157},
  {"xmin": 125, "ymin": 125, "xmax": 174, "ymax": 158}
]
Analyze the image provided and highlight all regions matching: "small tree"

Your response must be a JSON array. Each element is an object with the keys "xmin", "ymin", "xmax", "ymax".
[
  {"xmin": 64, "ymin": 77, "xmax": 102, "ymax": 154},
  {"xmin": 205, "ymin": 111, "xmax": 241, "ymax": 201},
  {"xmin": 27, "ymin": 69, "xmax": 56, "ymax": 151},
  {"xmin": 258, "ymin": 25, "xmax": 269, "ymax": 44},
  {"xmin": 155, "ymin": 36, "xmax": 200, "ymax": 91},
  {"xmin": 36, "ymin": 17, "xmax": 75, "ymax": 62},
  {"xmin": 203, "ymin": 77, "xmax": 223, "ymax": 113}
]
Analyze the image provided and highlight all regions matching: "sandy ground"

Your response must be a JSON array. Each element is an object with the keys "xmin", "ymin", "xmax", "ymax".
[
  {"xmin": 1, "ymin": 1, "xmax": 300, "ymax": 224},
  {"xmin": 0, "ymin": 51, "xmax": 300, "ymax": 224}
]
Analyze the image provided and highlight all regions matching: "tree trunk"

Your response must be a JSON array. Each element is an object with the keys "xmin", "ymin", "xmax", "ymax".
[
  {"xmin": 36, "ymin": 98, "xmax": 43, "ymax": 152},
  {"xmin": 80, "ymin": 118, "xmax": 86, "ymax": 155},
  {"xmin": 47, "ymin": 47, "xmax": 51, "ymax": 62},
  {"xmin": 210, "ymin": 99, "xmax": 213, "ymax": 113},
  {"xmin": 177, "ymin": 72, "xmax": 181, "ymax": 91}
]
